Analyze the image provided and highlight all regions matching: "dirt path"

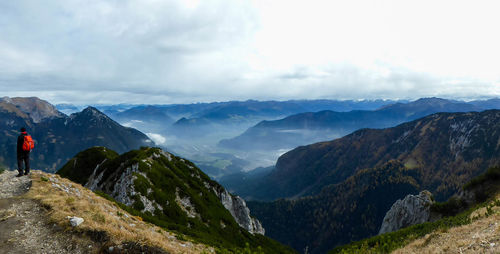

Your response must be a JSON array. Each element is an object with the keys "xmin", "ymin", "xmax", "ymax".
[{"xmin": 0, "ymin": 170, "xmax": 97, "ymax": 254}]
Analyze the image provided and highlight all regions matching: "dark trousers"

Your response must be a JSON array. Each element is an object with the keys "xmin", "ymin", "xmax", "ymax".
[{"xmin": 17, "ymin": 153, "xmax": 30, "ymax": 174}]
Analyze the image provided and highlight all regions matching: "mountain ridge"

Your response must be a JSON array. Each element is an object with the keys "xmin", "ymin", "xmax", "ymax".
[
  {"xmin": 57, "ymin": 146, "xmax": 294, "ymax": 253},
  {"xmin": 219, "ymin": 97, "xmax": 482, "ymax": 151},
  {"xmin": 230, "ymin": 109, "xmax": 500, "ymax": 201}
]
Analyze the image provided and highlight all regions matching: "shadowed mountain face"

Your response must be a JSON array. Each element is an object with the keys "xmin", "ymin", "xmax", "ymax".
[
  {"xmin": 219, "ymin": 98, "xmax": 482, "ymax": 151},
  {"xmin": 169, "ymin": 99, "xmax": 400, "ymax": 132},
  {"xmin": 232, "ymin": 110, "xmax": 500, "ymax": 201},
  {"xmin": 249, "ymin": 161, "xmax": 420, "ymax": 254},
  {"xmin": 0, "ymin": 97, "xmax": 152, "ymax": 172},
  {"xmin": 242, "ymin": 110, "xmax": 500, "ymax": 253},
  {"xmin": 469, "ymin": 98, "xmax": 500, "ymax": 109},
  {"xmin": 167, "ymin": 100, "xmax": 391, "ymax": 141}
]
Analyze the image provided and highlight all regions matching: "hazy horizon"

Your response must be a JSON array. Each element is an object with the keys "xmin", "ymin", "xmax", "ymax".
[{"xmin": 26, "ymin": 96, "xmax": 500, "ymax": 108}]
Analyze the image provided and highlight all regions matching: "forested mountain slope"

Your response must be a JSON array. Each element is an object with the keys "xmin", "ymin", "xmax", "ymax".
[
  {"xmin": 236, "ymin": 110, "xmax": 500, "ymax": 201},
  {"xmin": 245, "ymin": 110, "xmax": 500, "ymax": 253}
]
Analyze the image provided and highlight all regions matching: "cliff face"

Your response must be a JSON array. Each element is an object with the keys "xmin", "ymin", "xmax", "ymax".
[
  {"xmin": 216, "ymin": 189, "xmax": 265, "ymax": 235},
  {"xmin": 378, "ymin": 190, "xmax": 434, "ymax": 234}
]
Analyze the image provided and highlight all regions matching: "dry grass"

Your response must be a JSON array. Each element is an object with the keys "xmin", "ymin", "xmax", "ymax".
[
  {"xmin": 25, "ymin": 171, "xmax": 213, "ymax": 254},
  {"xmin": 393, "ymin": 194, "xmax": 500, "ymax": 254}
]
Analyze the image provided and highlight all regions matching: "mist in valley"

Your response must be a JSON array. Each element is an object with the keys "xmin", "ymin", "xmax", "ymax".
[
  {"xmin": 86, "ymin": 99, "xmax": 399, "ymax": 180},
  {"xmin": 93, "ymin": 97, "xmax": 498, "ymax": 182},
  {"xmin": 117, "ymin": 115, "xmax": 289, "ymax": 179}
]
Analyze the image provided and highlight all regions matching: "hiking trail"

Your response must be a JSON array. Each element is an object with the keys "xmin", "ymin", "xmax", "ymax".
[{"xmin": 0, "ymin": 170, "xmax": 96, "ymax": 254}]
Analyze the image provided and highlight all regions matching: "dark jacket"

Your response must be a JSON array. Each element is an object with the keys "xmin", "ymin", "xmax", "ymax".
[{"xmin": 17, "ymin": 131, "xmax": 30, "ymax": 157}]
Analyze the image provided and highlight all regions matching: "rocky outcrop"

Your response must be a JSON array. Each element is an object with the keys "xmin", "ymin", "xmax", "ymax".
[
  {"xmin": 379, "ymin": 190, "xmax": 434, "ymax": 234},
  {"xmin": 216, "ymin": 189, "xmax": 265, "ymax": 235},
  {"xmin": 85, "ymin": 162, "xmax": 162, "ymax": 215},
  {"xmin": 379, "ymin": 191, "xmax": 433, "ymax": 234}
]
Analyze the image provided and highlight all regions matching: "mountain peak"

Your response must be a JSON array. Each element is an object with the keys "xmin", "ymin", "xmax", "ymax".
[
  {"xmin": 0, "ymin": 96, "xmax": 64, "ymax": 123},
  {"xmin": 378, "ymin": 97, "xmax": 480, "ymax": 112},
  {"xmin": 74, "ymin": 106, "xmax": 111, "ymax": 121},
  {"xmin": 82, "ymin": 106, "xmax": 103, "ymax": 114},
  {"xmin": 413, "ymin": 97, "xmax": 449, "ymax": 104}
]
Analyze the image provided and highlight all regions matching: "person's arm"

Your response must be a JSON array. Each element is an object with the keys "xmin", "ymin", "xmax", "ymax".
[{"xmin": 17, "ymin": 135, "xmax": 23, "ymax": 153}]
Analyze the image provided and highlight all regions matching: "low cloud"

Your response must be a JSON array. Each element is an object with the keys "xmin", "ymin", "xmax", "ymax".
[{"xmin": 146, "ymin": 133, "xmax": 167, "ymax": 146}]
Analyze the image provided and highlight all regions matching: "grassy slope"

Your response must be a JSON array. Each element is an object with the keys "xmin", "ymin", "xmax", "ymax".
[{"xmin": 27, "ymin": 171, "xmax": 212, "ymax": 253}]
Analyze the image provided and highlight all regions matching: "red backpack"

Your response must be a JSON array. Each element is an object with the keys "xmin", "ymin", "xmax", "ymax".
[{"xmin": 22, "ymin": 135, "xmax": 35, "ymax": 152}]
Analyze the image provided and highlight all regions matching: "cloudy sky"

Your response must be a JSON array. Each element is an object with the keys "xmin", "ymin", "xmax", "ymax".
[{"xmin": 1, "ymin": 0, "xmax": 499, "ymax": 104}]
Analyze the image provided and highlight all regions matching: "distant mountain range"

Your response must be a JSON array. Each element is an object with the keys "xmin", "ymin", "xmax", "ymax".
[
  {"xmin": 170, "ymin": 99, "xmax": 401, "ymax": 129},
  {"xmin": 63, "ymin": 99, "xmax": 402, "ymax": 136},
  {"xmin": 54, "ymin": 98, "xmax": 500, "ymax": 180},
  {"xmin": 228, "ymin": 110, "xmax": 500, "ymax": 253},
  {"xmin": 219, "ymin": 98, "xmax": 484, "ymax": 151},
  {"xmin": 0, "ymin": 97, "xmax": 152, "ymax": 172},
  {"xmin": 93, "ymin": 99, "xmax": 400, "ymax": 178}
]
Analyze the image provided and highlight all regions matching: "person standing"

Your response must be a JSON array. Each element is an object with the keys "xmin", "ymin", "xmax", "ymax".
[{"xmin": 16, "ymin": 127, "xmax": 32, "ymax": 177}]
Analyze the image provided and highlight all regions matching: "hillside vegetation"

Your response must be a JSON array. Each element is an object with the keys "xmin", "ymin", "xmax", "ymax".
[{"xmin": 58, "ymin": 146, "xmax": 295, "ymax": 253}]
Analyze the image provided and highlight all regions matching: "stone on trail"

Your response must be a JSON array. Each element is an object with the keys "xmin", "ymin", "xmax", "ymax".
[{"xmin": 68, "ymin": 216, "xmax": 84, "ymax": 227}]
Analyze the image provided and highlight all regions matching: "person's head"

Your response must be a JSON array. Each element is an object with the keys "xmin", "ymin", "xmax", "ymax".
[{"xmin": 20, "ymin": 127, "xmax": 26, "ymax": 133}]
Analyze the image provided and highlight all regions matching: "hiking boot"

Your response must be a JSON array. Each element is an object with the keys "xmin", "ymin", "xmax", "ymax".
[
  {"xmin": 16, "ymin": 173, "xmax": 24, "ymax": 177},
  {"xmin": 24, "ymin": 171, "xmax": 30, "ymax": 175}
]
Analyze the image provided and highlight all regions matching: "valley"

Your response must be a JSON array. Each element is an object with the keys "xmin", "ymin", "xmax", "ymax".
[
  {"xmin": 91, "ymin": 99, "xmax": 402, "ymax": 178},
  {"xmin": 78, "ymin": 97, "xmax": 500, "ymax": 181}
]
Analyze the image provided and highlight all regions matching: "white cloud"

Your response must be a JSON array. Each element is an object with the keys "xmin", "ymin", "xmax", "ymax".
[
  {"xmin": 0, "ymin": 0, "xmax": 499, "ymax": 104},
  {"xmin": 146, "ymin": 133, "xmax": 167, "ymax": 146}
]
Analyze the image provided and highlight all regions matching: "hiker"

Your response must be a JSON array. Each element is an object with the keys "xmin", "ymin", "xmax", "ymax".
[{"xmin": 17, "ymin": 127, "xmax": 34, "ymax": 177}]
